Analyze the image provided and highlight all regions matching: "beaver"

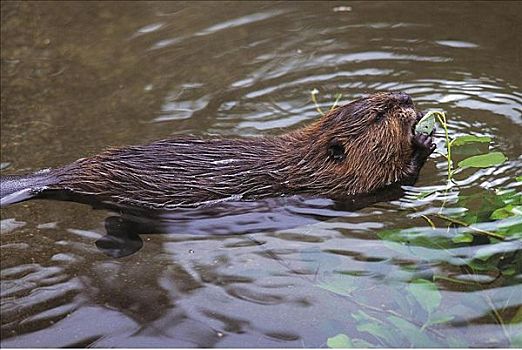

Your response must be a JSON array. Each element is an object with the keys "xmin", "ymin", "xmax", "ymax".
[{"xmin": 0, "ymin": 92, "xmax": 435, "ymax": 210}]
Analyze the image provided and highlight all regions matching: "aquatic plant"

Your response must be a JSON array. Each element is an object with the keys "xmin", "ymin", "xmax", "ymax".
[{"xmin": 311, "ymin": 90, "xmax": 521, "ymax": 348}]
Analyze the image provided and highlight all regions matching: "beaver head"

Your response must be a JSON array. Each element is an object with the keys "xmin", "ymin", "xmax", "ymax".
[
  {"xmin": 283, "ymin": 92, "xmax": 423, "ymax": 196},
  {"xmin": 319, "ymin": 91, "xmax": 418, "ymax": 160}
]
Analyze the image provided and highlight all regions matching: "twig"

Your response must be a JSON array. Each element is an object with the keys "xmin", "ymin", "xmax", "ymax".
[
  {"xmin": 311, "ymin": 89, "xmax": 325, "ymax": 116},
  {"xmin": 329, "ymin": 93, "xmax": 343, "ymax": 111},
  {"xmin": 421, "ymin": 215, "xmax": 436, "ymax": 229},
  {"xmin": 435, "ymin": 214, "xmax": 505, "ymax": 240}
]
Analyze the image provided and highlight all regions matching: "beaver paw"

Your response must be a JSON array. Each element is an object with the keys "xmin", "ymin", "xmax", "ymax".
[
  {"xmin": 403, "ymin": 132, "xmax": 437, "ymax": 185},
  {"xmin": 413, "ymin": 132, "xmax": 436, "ymax": 158}
]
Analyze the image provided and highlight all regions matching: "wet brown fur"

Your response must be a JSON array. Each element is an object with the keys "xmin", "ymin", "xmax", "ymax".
[{"xmin": 49, "ymin": 92, "xmax": 423, "ymax": 209}]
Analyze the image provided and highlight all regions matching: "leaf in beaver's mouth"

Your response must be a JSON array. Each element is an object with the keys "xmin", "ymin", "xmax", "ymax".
[{"xmin": 415, "ymin": 111, "xmax": 437, "ymax": 135}]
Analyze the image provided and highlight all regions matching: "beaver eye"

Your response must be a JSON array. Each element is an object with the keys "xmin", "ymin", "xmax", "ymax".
[
  {"xmin": 328, "ymin": 138, "xmax": 345, "ymax": 162},
  {"xmin": 375, "ymin": 110, "xmax": 386, "ymax": 122}
]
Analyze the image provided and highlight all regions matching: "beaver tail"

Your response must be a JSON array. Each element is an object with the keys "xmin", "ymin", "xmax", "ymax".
[{"xmin": 0, "ymin": 170, "xmax": 56, "ymax": 207}]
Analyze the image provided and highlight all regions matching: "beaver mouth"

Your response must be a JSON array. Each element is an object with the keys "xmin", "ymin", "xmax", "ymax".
[{"xmin": 411, "ymin": 111, "xmax": 425, "ymax": 135}]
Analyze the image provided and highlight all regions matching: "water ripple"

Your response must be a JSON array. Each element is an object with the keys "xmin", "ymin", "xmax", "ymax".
[{"xmin": 195, "ymin": 10, "xmax": 288, "ymax": 37}]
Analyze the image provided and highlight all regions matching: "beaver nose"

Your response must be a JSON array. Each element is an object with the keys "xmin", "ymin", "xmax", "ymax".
[{"xmin": 393, "ymin": 92, "xmax": 413, "ymax": 107}]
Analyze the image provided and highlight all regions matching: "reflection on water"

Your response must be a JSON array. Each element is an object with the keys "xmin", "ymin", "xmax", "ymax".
[{"xmin": 1, "ymin": 1, "xmax": 521, "ymax": 348}]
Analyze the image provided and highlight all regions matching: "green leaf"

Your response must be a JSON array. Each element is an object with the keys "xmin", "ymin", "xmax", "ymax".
[
  {"xmin": 352, "ymin": 311, "xmax": 398, "ymax": 346},
  {"xmin": 426, "ymin": 314, "xmax": 454, "ymax": 326},
  {"xmin": 496, "ymin": 216, "xmax": 522, "ymax": 238},
  {"xmin": 474, "ymin": 248, "xmax": 494, "ymax": 261},
  {"xmin": 451, "ymin": 135, "xmax": 491, "ymax": 147},
  {"xmin": 386, "ymin": 315, "xmax": 440, "ymax": 347},
  {"xmin": 457, "ymin": 188, "xmax": 521, "ymax": 227},
  {"xmin": 496, "ymin": 188, "xmax": 517, "ymax": 196},
  {"xmin": 516, "ymin": 176, "xmax": 522, "ymax": 182},
  {"xmin": 327, "ymin": 334, "xmax": 353, "ymax": 348},
  {"xmin": 490, "ymin": 204, "xmax": 522, "ymax": 220},
  {"xmin": 352, "ymin": 339, "xmax": 374, "ymax": 348},
  {"xmin": 502, "ymin": 266, "xmax": 517, "ymax": 276},
  {"xmin": 457, "ymin": 152, "xmax": 507, "ymax": 169},
  {"xmin": 452, "ymin": 232, "xmax": 474, "ymax": 243},
  {"xmin": 415, "ymin": 112, "xmax": 437, "ymax": 135},
  {"xmin": 316, "ymin": 275, "xmax": 357, "ymax": 297},
  {"xmin": 407, "ymin": 279, "xmax": 441, "ymax": 315},
  {"xmin": 511, "ymin": 306, "xmax": 522, "ymax": 324}
]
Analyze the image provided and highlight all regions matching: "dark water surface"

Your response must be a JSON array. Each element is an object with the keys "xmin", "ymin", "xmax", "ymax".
[{"xmin": 1, "ymin": 1, "xmax": 521, "ymax": 348}]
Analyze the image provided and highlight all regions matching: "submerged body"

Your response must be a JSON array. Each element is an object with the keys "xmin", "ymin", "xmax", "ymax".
[{"xmin": 0, "ymin": 92, "xmax": 435, "ymax": 210}]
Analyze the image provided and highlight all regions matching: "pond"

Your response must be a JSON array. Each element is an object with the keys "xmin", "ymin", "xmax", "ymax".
[{"xmin": 1, "ymin": 1, "xmax": 521, "ymax": 348}]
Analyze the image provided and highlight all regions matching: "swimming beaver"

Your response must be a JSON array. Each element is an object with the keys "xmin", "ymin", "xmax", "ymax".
[{"xmin": 0, "ymin": 92, "xmax": 435, "ymax": 210}]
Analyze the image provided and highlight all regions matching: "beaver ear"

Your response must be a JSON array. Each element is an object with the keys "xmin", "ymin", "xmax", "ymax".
[{"xmin": 328, "ymin": 138, "xmax": 345, "ymax": 162}]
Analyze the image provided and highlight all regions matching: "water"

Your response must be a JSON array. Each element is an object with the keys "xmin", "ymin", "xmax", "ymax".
[{"xmin": 1, "ymin": 1, "xmax": 521, "ymax": 347}]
